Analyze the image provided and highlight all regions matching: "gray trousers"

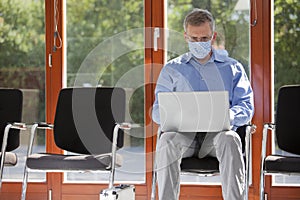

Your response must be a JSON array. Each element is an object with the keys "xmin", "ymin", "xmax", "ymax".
[{"xmin": 156, "ymin": 130, "xmax": 245, "ymax": 200}]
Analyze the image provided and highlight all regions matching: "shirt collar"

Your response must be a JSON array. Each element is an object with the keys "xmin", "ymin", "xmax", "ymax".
[
  {"xmin": 213, "ymin": 48, "xmax": 228, "ymax": 63},
  {"xmin": 182, "ymin": 48, "xmax": 227, "ymax": 64}
]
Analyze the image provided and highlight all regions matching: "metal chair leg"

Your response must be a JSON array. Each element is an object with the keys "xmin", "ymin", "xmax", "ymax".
[
  {"xmin": 21, "ymin": 123, "xmax": 38, "ymax": 200},
  {"xmin": 151, "ymin": 130, "xmax": 161, "ymax": 200},
  {"xmin": 21, "ymin": 167, "xmax": 29, "ymax": 200},
  {"xmin": 151, "ymin": 170, "xmax": 157, "ymax": 200},
  {"xmin": 0, "ymin": 124, "xmax": 12, "ymax": 189},
  {"xmin": 244, "ymin": 125, "xmax": 251, "ymax": 200},
  {"xmin": 259, "ymin": 124, "xmax": 273, "ymax": 200}
]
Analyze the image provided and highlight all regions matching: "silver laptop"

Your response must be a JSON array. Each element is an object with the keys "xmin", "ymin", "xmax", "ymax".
[{"xmin": 158, "ymin": 91, "xmax": 231, "ymax": 132}]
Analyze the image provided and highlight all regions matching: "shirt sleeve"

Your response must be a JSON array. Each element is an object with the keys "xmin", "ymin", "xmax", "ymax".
[
  {"xmin": 230, "ymin": 62, "xmax": 254, "ymax": 129},
  {"xmin": 152, "ymin": 66, "xmax": 174, "ymax": 124}
]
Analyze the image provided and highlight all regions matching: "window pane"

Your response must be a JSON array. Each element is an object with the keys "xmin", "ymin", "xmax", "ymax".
[
  {"xmin": 273, "ymin": 0, "xmax": 300, "ymax": 185},
  {"xmin": 166, "ymin": 0, "xmax": 251, "ymax": 184},
  {"xmin": 65, "ymin": 0, "xmax": 145, "ymax": 183},
  {"xmin": 0, "ymin": 0, "xmax": 46, "ymax": 182}
]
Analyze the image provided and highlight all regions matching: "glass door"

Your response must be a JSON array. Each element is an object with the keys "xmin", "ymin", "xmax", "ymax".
[
  {"xmin": 65, "ymin": 0, "xmax": 145, "ymax": 184},
  {"xmin": 165, "ymin": 0, "xmax": 251, "ymax": 184},
  {"xmin": 272, "ymin": 0, "xmax": 300, "ymax": 186},
  {"xmin": 0, "ymin": 0, "xmax": 46, "ymax": 184}
]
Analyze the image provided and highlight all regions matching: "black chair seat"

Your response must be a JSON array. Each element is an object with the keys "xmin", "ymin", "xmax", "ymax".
[
  {"xmin": 179, "ymin": 125, "xmax": 251, "ymax": 175},
  {"xmin": 26, "ymin": 153, "xmax": 122, "ymax": 171},
  {"xmin": 181, "ymin": 157, "xmax": 219, "ymax": 174},
  {"xmin": 265, "ymin": 155, "xmax": 300, "ymax": 174}
]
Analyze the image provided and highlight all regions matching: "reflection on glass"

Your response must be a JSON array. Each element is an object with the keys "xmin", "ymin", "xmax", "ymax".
[
  {"xmin": 65, "ymin": 0, "xmax": 145, "ymax": 183},
  {"xmin": 0, "ymin": 0, "xmax": 46, "ymax": 182},
  {"xmin": 273, "ymin": 0, "xmax": 300, "ymax": 185},
  {"xmin": 166, "ymin": 0, "xmax": 250, "ymax": 184},
  {"xmin": 167, "ymin": 0, "xmax": 250, "ymax": 75}
]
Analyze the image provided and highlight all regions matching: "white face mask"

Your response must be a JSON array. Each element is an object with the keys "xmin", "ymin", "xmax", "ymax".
[{"xmin": 188, "ymin": 40, "xmax": 212, "ymax": 59}]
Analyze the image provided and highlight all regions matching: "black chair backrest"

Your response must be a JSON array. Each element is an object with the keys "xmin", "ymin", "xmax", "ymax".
[
  {"xmin": 276, "ymin": 85, "xmax": 300, "ymax": 155},
  {"xmin": 0, "ymin": 89, "xmax": 23, "ymax": 151},
  {"xmin": 53, "ymin": 87, "xmax": 126, "ymax": 155}
]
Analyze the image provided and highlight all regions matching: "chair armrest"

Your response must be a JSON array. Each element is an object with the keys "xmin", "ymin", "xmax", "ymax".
[
  {"xmin": 260, "ymin": 123, "xmax": 275, "ymax": 175},
  {"xmin": 2, "ymin": 123, "xmax": 27, "ymax": 154},
  {"xmin": 118, "ymin": 122, "xmax": 132, "ymax": 130},
  {"xmin": 244, "ymin": 124, "xmax": 256, "ymax": 153},
  {"xmin": 237, "ymin": 124, "xmax": 256, "ymax": 153},
  {"xmin": 0, "ymin": 122, "xmax": 27, "ymax": 187},
  {"xmin": 108, "ymin": 122, "xmax": 131, "ymax": 188},
  {"xmin": 25, "ymin": 122, "xmax": 54, "ymax": 159},
  {"xmin": 259, "ymin": 123, "xmax": 275, "ymax": 198},
  {"xmin": 249, "ymin": 124, "xmax": 257, "ymax": 134},
  {"xmin": 244, "ymin": 124, "xmax": 256, "ymax": 152},
  {"xmin": 36, "ymin": 122, "xmax": 54, "ymax": 130},
  {"xmin": 9, "ymin": 122, "xmax": 27, "ymax": 130}
]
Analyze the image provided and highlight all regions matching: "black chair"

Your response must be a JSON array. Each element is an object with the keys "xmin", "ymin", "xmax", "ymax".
[
  {"xmin": 260, "ymin": 85, "xmax": 300, "ymax": 200},
  {"xmin": 151, "ymin": 124, "xmax": 256, "ymax": 200},
  {"xmin": 0, "ymin": 88, "xmax": 25, "ymax": 189},
  {"xmin": 21, "ymin": 87, "xmax": 129, "ymax": 200}
]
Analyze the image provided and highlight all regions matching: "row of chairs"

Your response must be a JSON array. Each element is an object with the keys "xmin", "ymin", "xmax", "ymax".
[{"xmin": 0, "ymin": 85, "xmax": 300, "ymax": 200}]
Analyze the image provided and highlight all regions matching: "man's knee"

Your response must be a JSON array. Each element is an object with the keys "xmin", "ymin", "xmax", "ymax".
[
  {"xmin": 156, "ymin": 132, "xmax": 183, "ymax": 170},
  {"xmin": 159, "ymin": 131, "xmax": 177, "ymax": 141},
  {"xmin": 157, "ymin": 132, "xmax": 180, "ymax": 152},
  {"xmin": 217, "ymin": 131, "xmax": 242, "ymax": 150}
]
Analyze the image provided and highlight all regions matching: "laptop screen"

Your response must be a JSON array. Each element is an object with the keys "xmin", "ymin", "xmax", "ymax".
[{"xmin": 158, "ymin": 91, "xmax": 231, "ymax": 132}]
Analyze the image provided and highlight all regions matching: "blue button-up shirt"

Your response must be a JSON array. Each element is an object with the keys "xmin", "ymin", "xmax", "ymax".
[{"xmin": 152, "ymin": 49, "xmax": 254, "ymax": 130}]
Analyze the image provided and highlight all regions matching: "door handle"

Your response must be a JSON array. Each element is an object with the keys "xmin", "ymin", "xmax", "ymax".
[{"xmin": 153, "ymin": 27, "xmax": 160, "ymax": 51}]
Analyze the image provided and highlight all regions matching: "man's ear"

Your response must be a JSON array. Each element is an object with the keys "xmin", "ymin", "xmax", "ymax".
[
  {"xmin": 183, "ymin": 32, "xmax": 189, "ymax": 42},
  {"xmin": 212, "ymin": 32, "xmax": 217, "ymax": 40}
]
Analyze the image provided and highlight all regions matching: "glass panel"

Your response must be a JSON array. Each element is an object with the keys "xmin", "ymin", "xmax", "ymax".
[
  {"xmin": 273, "ymin": 0, "xmax": 300, "ymax": 185},
  {"xmin": 166, "ymin": 0, "xmax": 251, "ymax": 184},
  {"xmin": 0, "ymin": 0, "xmax": 46, "ymax": 182},
  {"xmin": 65, "ymin": 0, "xmax": 145, "ymax": 183}
]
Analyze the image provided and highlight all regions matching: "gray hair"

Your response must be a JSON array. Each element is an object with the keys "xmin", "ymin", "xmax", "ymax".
[{"xmin": 183, "ymin": 8, "xmax": 215, "ymax": 32}]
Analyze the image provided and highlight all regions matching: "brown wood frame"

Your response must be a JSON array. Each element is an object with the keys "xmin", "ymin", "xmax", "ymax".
[{"xmin": 1, "ymin": 0, "xmax": 300, "ymax": 199}]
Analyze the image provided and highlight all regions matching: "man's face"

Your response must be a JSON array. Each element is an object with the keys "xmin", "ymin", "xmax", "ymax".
[{"xmin": 184, "ymin": 22, "xmax": 215, "ymax": 43}]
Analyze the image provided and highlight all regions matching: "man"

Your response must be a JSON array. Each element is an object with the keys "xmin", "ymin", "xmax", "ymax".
[{"xmin": 152, "ymin": 8, "xmax": 254, "ymax": 200}]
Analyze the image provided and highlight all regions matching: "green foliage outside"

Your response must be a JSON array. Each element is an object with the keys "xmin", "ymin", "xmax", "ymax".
[
  {"xmin": 167, "ymin": 0, "xmax": 250, "ymax": 73},
  {"xmin": 0, "ymin": 0, "xmax": 46, "ymax": 145},
  {"xmin": 0, "ymin": 0, "xmax": 45, "ymax": 68},
  {"xmin": 273, "ymin": 0, "xmax": 300, "ymax": 100},
  {"xmin": 66, "ymin": 0, "xmax": 145, "ymax": 125},
  {"xmin": 1, "ymin": 0, "xmax": 299, "ymax": 125}
]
